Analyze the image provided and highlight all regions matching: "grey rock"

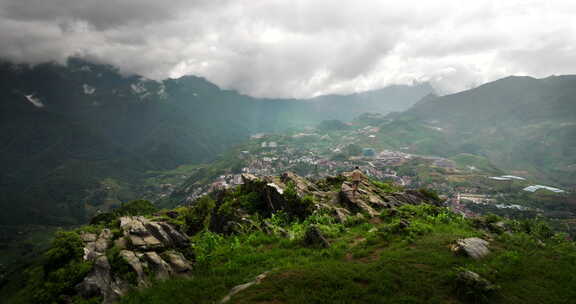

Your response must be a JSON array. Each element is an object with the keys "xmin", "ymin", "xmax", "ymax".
[
  {"xmin": 128, "ymin": 234, "xmax": 163, "ymax": 250},
  {"xmin": 220, "ymin": 271, "xmax": 269, "ymax": 303},
  {"xmin": 99, "ymin": 229, "xmax": 113, "ymax": 240},
  {"xmin": 340, "ymin": 182, "xmax": 379, "ymax": 217},
  {"xmin": 144, "ymin": 252, "xmax": 172, "ymax": 280},
  {"xmin": 453, "ymin": 238, "xmax": 490, "ymax": 259},
  {"xmin": 145, "ymin": 222, "xmax": 174, "ymax": 246},
  {"xmin": 83, "ymin": 242, "xmax": 99, "ymax": 261},
  {"xmin": 76, "ymin": 255, "xmax": 125, "ymax": 304},
  {"xmin": 158, "ymin": 222, "xmax": 190, "ymax": 248},
  {"xmin": 120, "ymin": 216, "xmax": 149, "ymax": 236},
  {"xmin": 119, "ymin": 250, "xmax": 146, "ymax": 286},
  {"xmin": 94, "ymin": 237, "xmax": 109, "ymax": 253},
  {"xmin": 456, "ymin": 270, "xmax": 498, "ymax": 294},
  {"xmin": 162, "ymin": 252, "xmax": 193, "ymax": 273}
]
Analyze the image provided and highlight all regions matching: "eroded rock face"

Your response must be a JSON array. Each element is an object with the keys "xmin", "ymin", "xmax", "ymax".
[
  {"xmin": 163, "ymin": 251, "xmax": 193, "ymax": 273},
  {"xmin": 144, "ymin": 252, "xmax": 173, "ymax": 280},
  {"xmin": 78, "ymin": 217, "xmax": 193, "ymax": 304},
  {"xmin": 82, "ymin": 229, "xmax": 112, "ymax": 261},
  {"xmin": 76, "ymin": 255, "xmax": 126, "ymax": 304}
]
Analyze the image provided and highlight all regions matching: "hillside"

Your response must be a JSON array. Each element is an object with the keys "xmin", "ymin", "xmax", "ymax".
[
  {"xmin": 373, "ymin": 76, "xmax": 576, "ymax": 187},
  {"xmin": 2, "ymin": 172, "xmax": 574, "ymax": 304},
  {"xmin": 0, "ymin": 58, "xmax": 432, "ymax": 226}
]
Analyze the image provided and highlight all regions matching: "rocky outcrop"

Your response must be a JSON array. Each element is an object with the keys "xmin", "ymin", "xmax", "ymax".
[
  {"xmin": 77, "ymin": 217, "xmax": 193, "ymax": 304},
  {"xmin": 68, "ymin": 171, "xmax": 449, "ymax": 303},
  {"xmin": 81, "ymin": 229, "xmax": 112, "ymax": 262},
  {"xmin": 452, "ymin": 237, "xmax": 490, "ymax": 259},
  {"xmin": 240, "ymin": 172, "xmax": 438, "ymax": 224},
  {"xmin": 340, "ymin": 182, "xmax": 380, "ymax": 217},
  {"xmin": 76, "ymin": 255, "xmax": 126, "ymax": 304}
]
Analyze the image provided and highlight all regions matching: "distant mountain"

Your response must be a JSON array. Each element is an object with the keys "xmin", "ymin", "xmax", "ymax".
[
  {"xmin": 375, "ymin": 75, "xmax": 576, "ymax": 186},
  {"xmin": 0, "ymin": 58, "xmax": 432, "ymax": 225}
]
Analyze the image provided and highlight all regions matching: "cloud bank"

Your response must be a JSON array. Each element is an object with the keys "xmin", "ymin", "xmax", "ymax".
[{"xmin": 1, "ymin": 0, "xmax": 576, "ymax": 98}]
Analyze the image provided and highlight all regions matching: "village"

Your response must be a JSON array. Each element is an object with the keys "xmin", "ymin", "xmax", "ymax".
[{"xmin": 173, "ymin": 125, "xmax": 570, "ymax": 221}]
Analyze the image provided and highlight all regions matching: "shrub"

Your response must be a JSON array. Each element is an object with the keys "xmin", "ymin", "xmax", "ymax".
[
  {"xmin": 372, "ymin": 180, "xmax": 403, "ymax": 193},
  {"xmin": 283, "ymin": 182, "xmax": 315, "ymax": 220},
  {"xmin": 193, "ymin": 230, "xmax": 226, "ymax": 264},
  {"xmin": 184, "ymin": 195, "xmax": 216, "ymax": 235},
  {"xmin": 115, "ymin": 199, "xmax": 157, "ymax": 216},
  {"xmin": 44, "ymin": 230, "xmax": 85, "ymax": 273},
  {"xmin": 88, "ymin": 199, "xmax": 157, "ymax": 226},
  {"xmin": 419, "ymin": 188, "xmax": 441, "ymax": 202},
  {"xmin": 27, "ymin": 230, "xmax": 93, "ymax": 303}
]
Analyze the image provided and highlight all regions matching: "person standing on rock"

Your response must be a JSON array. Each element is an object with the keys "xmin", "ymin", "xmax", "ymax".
[{"xmin": 351, "ymin": 166, "xmax": 364, "ymax": 197}]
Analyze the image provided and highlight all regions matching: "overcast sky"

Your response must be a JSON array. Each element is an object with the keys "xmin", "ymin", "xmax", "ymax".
[{"xmin": 1, "ymin": 0, "xmax": 576, "ymax": 98}]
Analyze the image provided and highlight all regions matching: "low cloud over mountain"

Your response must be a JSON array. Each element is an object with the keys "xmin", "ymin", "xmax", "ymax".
[{"xmin": 2, "ymin": 0, "xmax": 576, "ymax": 97}]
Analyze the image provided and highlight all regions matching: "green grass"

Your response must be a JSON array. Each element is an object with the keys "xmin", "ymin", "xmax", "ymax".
[{"xmin": 119, "ymin": 205, "xmax": 576, "ymax": 304}]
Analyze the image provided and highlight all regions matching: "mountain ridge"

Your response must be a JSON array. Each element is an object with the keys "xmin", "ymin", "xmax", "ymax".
[{"xmin": 0, "ymin": 57, "xmax": 433, "ymax": 226}]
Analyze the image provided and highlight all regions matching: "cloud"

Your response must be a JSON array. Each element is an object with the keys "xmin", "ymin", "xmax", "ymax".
[{"xmin": 1, "ymin": 0, "xmax": 576, "ymax": 97}]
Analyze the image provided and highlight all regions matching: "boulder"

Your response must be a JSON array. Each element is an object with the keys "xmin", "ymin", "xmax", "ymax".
[
  {"xmin": 120, "ymin": 216, "xmax": 149, "ymax": 236},
  {"xmin": 456, "ymin": 270, "xmax": 498, "ymax": 295},
  {"xmin": 303, "ymin": 225, "xmax": 330, "ymax": 248},
  {"xmin": 452, "ymin": 238, "xmax": 490, "ymax": 259}
]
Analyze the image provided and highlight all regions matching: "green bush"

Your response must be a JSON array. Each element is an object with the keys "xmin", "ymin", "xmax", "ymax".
[
  {"xmin": 283, "ymin": 182, "xmax": 314, "ymax": 220},
  {"xmin": 372, "ymin": 180, "xmax": 403, "ymax": 193},
  {"xmin": 193, "ymin": 230, "xmax": 226, "ymax": 264},
  {"xmin": 24, "ymin": 230, "xmax": 94, "ymax": 303},
  {"xmin": 44, "ymin": 230, "xmax": 85, "ymax": 273},
  {"xmin": 419, "ymin": 188, "xmax": 441, "ymax": 202},
  {"xmin": 115, "ymin": 199, "xmax": 157, "ymax": 216},
  {"xmin": 184, "ymin": 195, "xmax": 216, "ymax": 236}
]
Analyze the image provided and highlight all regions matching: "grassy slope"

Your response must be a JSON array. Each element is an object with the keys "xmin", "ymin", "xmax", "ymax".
[{"xmin": 120, "ymin": 205, "xmax": 576, "ymax": 304}]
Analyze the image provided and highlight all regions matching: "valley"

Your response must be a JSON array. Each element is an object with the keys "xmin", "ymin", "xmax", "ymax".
[{"xmin": 0, "ymin": 60, "xmax": 575, "ymax": 304}]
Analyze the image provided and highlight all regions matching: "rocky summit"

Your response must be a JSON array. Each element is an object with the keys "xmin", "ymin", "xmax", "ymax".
[{"xmin": 4, "ymin": 172, "xmax": 576, "ymax": 304}]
